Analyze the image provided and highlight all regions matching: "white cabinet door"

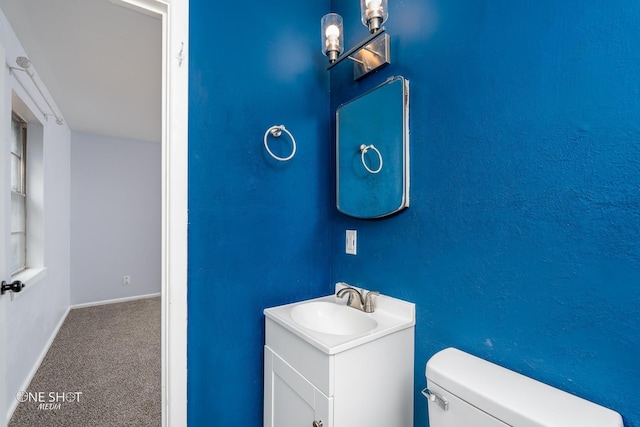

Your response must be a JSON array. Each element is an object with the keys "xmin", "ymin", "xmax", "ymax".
[{"xmin": 265, "ymin": 347, "xmax": 332, "ymax": 427}]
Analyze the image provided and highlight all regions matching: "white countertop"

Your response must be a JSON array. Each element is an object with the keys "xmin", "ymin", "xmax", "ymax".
[{"xmin": 264, "ymin": 285, "xmax": 415, "ymax": 355}]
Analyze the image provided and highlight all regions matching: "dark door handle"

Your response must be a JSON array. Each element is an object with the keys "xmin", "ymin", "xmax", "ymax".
[{"xmin": 1, "ymin": 280, "xmax": 25, "ymax": 295}]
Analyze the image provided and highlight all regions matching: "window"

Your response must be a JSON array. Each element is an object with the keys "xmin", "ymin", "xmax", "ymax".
[{"xmin": 10, "ymin": 113, "xmax": 27, "ymax": 275}]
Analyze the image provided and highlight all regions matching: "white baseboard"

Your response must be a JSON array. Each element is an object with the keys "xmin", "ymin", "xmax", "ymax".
[
  {"xmin": 71, "ymin": 292, "xmax": 161, "ymax": 309},
  {"xmin": 6, "ymin": 305, "xmax": 71, "ymax": 424}
]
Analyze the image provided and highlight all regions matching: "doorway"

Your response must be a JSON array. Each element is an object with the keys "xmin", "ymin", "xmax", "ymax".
[
  {"xmin": 101, "ymin": 1, "xmax": 189, "ymax": 425},
  {"xmin": 0, "ymin": 1, "xmax": 188, "ymax": 426}
]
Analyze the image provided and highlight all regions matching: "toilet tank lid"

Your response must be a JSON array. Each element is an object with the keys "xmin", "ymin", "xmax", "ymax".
[{"xmin": 425, "ymin": 348, "xmax": 623, "ymax": 427}]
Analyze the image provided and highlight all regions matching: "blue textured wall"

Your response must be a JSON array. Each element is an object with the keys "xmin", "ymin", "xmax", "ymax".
[
  {"xmin": 189, "ymin": 0, "xmax": 640, "ymax": 425},
  {"xmin": 188, "ymin": 0, "xmax": 330, "ymax": 425},
  {"xmin": 330, "ymin": 0, "xmax": 640, "ymax": 426}
]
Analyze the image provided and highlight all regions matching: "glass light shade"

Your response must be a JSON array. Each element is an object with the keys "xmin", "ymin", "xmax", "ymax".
[
  {"xmin": 321, "ymin": 13, "xmax": 344, "ymax": 62},
  {"xmin": 360, "ymin": 0, "xmax": 388, "ymax": 33}
]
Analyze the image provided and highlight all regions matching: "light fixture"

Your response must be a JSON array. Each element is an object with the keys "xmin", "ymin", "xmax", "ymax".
[
  {"xmin": 321, "ymin": 13, "xmax": 344, "ymax": 63},
  {"xmin": 321, "ymin": 1, "xmax": 391, "ymax": 80},
  {"xmin": 16, "ymin": 56, "xmax": 34, "ymax": 76},
  {"xmin": 361, "ymin": 0, "xmax": 388, "ymax": 33}
]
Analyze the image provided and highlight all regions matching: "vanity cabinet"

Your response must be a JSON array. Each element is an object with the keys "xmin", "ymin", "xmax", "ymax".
[{"xmin": 264, "ymin": 316, "xmax": 414, "ymax": 427}]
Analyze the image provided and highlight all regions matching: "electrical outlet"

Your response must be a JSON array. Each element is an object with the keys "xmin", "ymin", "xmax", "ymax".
[
  {"xmin": 123, "ymin": 275, "xmax": 131, "ymax": 285},
  {"xmin": 346, "ymin": 230, "xmax": 357, "ymax": 255}
]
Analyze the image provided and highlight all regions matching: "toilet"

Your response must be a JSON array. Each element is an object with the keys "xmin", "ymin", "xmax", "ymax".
[{"xmin": 424, "ymin": 347, "xmax": 623, "ymax": 427}]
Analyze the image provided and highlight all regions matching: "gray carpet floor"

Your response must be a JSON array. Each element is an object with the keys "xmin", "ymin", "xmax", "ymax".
[{"xmin": 9, "ymin": 297, "xmax": 161, "ymax": 427}]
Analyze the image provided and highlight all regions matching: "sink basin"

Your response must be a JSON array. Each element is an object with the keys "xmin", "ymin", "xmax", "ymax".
[
  {"xmin": 264, "ymin": 285, "xmax": 415, "ymax": 354},
  {"xmin": 290, "ymin": 301, "xmax": 377, "ymax": 335}
]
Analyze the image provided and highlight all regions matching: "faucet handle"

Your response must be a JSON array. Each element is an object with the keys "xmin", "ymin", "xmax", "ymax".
[{"xmin": 364, "ymin": 291, "xmax": 380, "ymax": 313}]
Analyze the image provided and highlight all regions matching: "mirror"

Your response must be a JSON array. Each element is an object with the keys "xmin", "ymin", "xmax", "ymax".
[{"xmin": 336, "ymin": 76, "xmax": 410, "ymax": 219}]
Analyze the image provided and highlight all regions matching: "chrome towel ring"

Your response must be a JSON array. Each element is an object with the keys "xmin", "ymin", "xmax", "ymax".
[
  {"xmin": 360, "ymin": 144, "xmax": 383, "ymax": 174},
  {"xmin": 264, "ymin": 125, "xmax": 297, "ymax": 162}
]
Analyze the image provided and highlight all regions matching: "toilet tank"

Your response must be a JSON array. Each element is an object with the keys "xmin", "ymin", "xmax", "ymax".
[{"xmin": 425, "ymin": 348, "xmax": 623, "ymax": 427}]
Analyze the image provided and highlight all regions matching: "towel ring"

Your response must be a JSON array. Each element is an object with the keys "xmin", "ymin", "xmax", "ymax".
[
  {"xmin": 360, "ymin": 144, "xmax": 383, "ymax": 174},
  {"xmin": 264, "ymin": 125, "xmax": 296, "ymax": 162}
]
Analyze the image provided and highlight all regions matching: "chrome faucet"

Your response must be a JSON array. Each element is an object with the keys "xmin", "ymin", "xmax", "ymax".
[{"xmin": 336, "ymin": 285, "xmax": 380, "ymax": 313}]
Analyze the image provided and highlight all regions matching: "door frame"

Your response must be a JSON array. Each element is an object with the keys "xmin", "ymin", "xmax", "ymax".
[
  {"xmin": 0, "ymin": 36, "xmax": 7, "ymax": 427},
  {"xmin": 116, "ymin": 1, "xmax": 188, "ymax": 426}
]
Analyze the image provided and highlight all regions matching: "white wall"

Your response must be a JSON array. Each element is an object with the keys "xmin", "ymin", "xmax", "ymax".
[
  {"xmin": 0, "ymin": 8, "xmax": 71, "ymax": 422},
  {"xmin": 70, "ymin": 131, "xmax": 161, "ymax": 305}
]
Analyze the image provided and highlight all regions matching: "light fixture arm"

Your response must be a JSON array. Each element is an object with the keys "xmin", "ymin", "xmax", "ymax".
[
  {"xmin": 326, "ymin": 28, "xmax": 390, "ymax": 80},
  {"xmin": 321, "ymin": 2, "xmax": 391, "ymax": 81},
  {"xmin": 327, "ymin": 27, "xmax": 387, "ymax": 70}
]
